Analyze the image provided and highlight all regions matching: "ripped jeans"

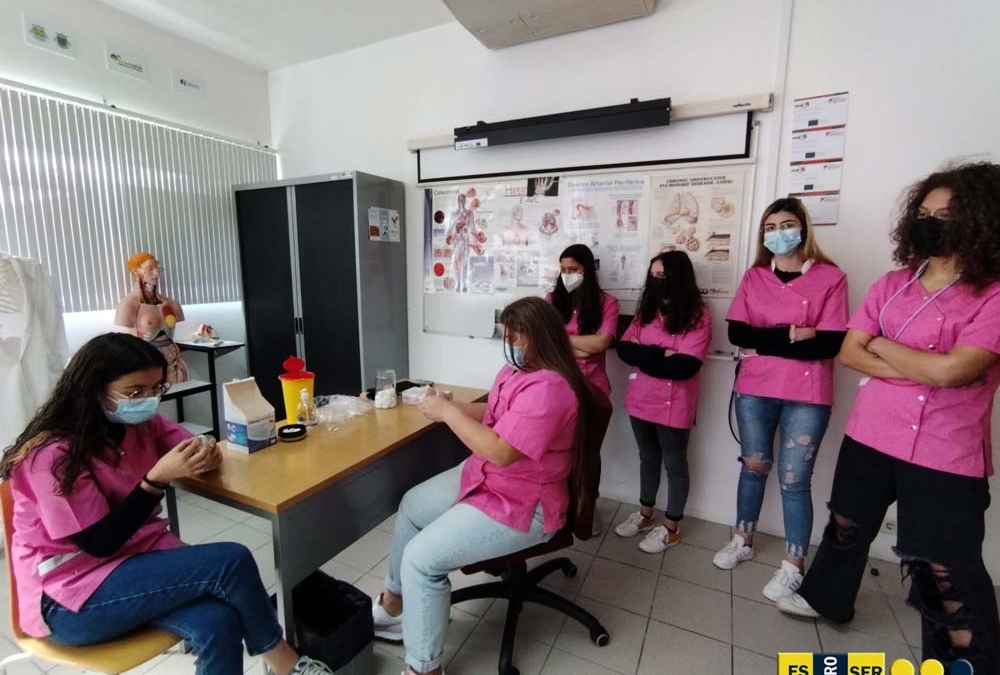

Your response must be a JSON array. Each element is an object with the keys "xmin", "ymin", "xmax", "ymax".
[
  {"xmin": 734, "ymin": 393, "xmax": 831, "ymax": 558},
  {"xmin": 799, "ymin": 437, "xmax": 998, "ymax": 673}
]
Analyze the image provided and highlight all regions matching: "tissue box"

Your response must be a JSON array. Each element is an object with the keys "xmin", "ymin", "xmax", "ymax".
[{"xmin": 223, "ymin": 377, "xmax": 277, "ymax": 453}]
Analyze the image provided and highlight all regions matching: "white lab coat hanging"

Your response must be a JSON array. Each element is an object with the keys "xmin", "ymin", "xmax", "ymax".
[{"xmin": 0, "ymin": 254, "xmax": 68, "ymax": 449}]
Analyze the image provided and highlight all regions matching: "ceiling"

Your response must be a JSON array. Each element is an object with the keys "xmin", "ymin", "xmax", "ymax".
[{"xmin": 92, "ymin": 0, "xmax": 458, "ymax": 71}]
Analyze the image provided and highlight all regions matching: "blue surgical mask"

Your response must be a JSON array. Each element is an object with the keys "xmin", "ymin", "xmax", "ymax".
[
  {"xmin": 763, "ymin": 228, "xmax": 802, "ymax": 257},
  {"xmin": 104, "ymin": 396, "xmax": 161, "ymax": 425},
  {"xmin": 503, "ymin": 342, "xmax": 527, "ymax": 370}
]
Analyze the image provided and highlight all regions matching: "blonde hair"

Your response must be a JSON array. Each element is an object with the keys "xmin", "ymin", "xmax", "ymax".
[{"xmin": 752, "ymin": 197, "xmax": 836, "ymax": 267}]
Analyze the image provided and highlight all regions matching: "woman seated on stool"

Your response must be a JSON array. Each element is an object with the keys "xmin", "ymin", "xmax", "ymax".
[
  {"xmin": 0, "ymin": 333, "xmax": 332, "ymax": 675},
  {"xmin": 371, "ymin": 296, "xmax": 598, "ymax": 675}
]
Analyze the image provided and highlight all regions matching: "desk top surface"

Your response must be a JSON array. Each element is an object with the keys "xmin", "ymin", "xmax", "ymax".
[{"xmin": 179, "ymin": 384, "xmax": 487, "ymax": 515}]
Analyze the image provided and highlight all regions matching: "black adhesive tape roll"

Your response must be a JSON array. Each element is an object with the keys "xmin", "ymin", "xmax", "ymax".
[{"xmin": 277, "ymin": 424, "xmax": 307, "ymax": 442}]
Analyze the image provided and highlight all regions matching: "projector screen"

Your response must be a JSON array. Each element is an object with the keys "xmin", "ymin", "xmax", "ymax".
[{"xmin": 417, "ymin": 112, "xmax": 752, "ymax": 184}]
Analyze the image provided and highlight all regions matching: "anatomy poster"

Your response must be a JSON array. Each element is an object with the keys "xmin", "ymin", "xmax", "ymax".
[
  {"xmin": 424, "ymin": 167, "xmax": 746, "ymax": 302},
  {"xmin": 428, "ymin": 184, "xmax": 494, "ymax": 293},
  {"xmin": 562, "ymin": 175, "xmax": 650, "ymax": 290},
  {"xmin": 492, "ymin": 176, "xmax": 563, "ymax": 291},
  {"xmin": 649, "ymin": 169, "xmax": 746, "ymax": 296}
]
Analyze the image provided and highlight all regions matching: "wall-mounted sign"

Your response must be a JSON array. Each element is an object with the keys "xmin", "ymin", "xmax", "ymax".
[
  {"xmin": 106, "ymin": 45, "xmax": 148, "ymax": 81},
  {"xmin": 172, "ymin": 71, "xmax": 206, "ymax": 98},
  {"xmin": 23, "ymin": 14, "xmax": 77, "ymax": 59}
]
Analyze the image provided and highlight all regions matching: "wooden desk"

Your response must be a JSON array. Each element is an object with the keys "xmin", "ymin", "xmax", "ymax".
[{"xmin": 169, "ymin": 384, "xmax": 486, "ymax": 643}]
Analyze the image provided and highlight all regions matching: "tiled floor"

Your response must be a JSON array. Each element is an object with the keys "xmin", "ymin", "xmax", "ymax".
[{"xmin": 5, "ymin": 493, "xmax": 998, "ymax": 675}]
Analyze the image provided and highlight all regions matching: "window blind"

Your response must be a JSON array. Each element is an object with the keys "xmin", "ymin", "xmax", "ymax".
[{"xmin": 0, "ymin": 81, "xmax": 277, "ymax": 312}]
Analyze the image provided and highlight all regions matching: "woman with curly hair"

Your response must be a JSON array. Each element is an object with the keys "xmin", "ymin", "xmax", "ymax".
[{"xmin": 778, "ymin": 163, "xmax": 1000, "ymax": 673}]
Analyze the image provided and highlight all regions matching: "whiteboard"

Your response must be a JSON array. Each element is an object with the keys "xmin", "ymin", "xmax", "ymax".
[
  {"xmin": 418, "ymin": 113, "xmax": 752, "ymax": 184},
  {"xmin": 422, "ymin": 163, "xmax": 756, "ymax": 359}
]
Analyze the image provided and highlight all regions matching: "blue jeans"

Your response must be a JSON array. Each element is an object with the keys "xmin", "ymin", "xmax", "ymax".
[
  {"xmin": 734, "ymin": 393, "xmax": 831, "ymax": 558},
  {"xmin": 43, "ymin": 542, "xmax": 283, "ymax": 675},
  {"xmin": 385, "ymin": 462, "xmax": 552, "ymax": 673}
]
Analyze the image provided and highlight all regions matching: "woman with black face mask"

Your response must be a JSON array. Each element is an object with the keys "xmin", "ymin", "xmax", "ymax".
[
  {"xmin": 778, "ymin": 163, "xmax": 1000, "ymax": 675},
  {"xmin": 612, "ymin": 252, "xmax": 712, "ymax": 553}
]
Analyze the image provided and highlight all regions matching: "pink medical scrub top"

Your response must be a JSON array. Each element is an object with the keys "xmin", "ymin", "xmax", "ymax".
[
  {"xmin": 457, "ymin": 365, "xmax": 579, "ymax": 533},
  {"xmin": 845, "ymin": 268, "xmax": 1000, "ymax": 477},
  {"xmin": 547, "ymin": 292, "xmax": 620, "ymax": 397},
  {"xmin": 726, "ymin": 262, "xmax": 849, "ymax": 405},
  {"xmin": 621, "ymin": 309, "xmax": 712, "ymax": 429},
  {"xmin": 8, "ymin": 415, "xmax": 190, "ymax": 636}
]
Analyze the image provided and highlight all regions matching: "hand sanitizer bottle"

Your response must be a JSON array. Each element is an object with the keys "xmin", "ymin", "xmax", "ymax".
[{"xmin": 296, "ymin": 388, "xmax": 317, "ymax": 426}]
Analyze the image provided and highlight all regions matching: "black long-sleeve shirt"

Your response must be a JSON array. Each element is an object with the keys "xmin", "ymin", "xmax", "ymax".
[
  {"xmin": 727, "ymin": 321, "xmax": 845, "ymax": 361},
  {"xmin": 616, "ymin": 341, "xmax": 703, "ymax": 380},
  {"xmin": 68, "ymin": 484, "xmax": 162, "ymax": 557}
]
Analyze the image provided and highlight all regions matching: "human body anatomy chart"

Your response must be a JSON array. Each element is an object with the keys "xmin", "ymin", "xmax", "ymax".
[{"xmin": 425, "ymin": 167, "xmax": 748, "ymax": 299}]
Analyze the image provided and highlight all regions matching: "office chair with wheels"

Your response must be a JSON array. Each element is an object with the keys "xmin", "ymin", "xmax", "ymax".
[
  {"xmin": 450, "ymin": 385, "xmax": 613, "ymax": 675},
  {"xmin": 0, "ymin": 481, "xmax": 181, "ymax": 675}
]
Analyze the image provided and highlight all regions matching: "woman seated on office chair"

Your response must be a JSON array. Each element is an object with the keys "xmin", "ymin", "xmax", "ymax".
[
  {"xmin": 0, "ymin": 333, "xmax": 332, "ymax": 675},
  {"xmin": 371, "ymin": 296, "xmax": 598, "ymax": 675}
]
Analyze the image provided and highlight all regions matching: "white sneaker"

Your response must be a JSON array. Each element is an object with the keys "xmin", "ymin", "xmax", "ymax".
[
  {"xmin": 762, "ymin": 560, "xmax": 804, "ymax": 601},
  {"xmin": 372, "ymin": 593, "xmax": 403, "ymax": 642},
  {"xmin": 638, "ymin": 525, "xmax": 681, "ymax": 553},
  {"xmin": 591, "ymin": 510, "xmax": 603, "ymax": 537},
  {"xmin": 712, "ymin": 534, "xmax": 754, "ymax": 570},
  {"xmin": 614, "ymin": 512, "xmax": 656, "ymax": 538},
  {"xmin": 776, "ymin": 592, "xmax": 820, "ymax": 618},
  {"xmin": 289, "ymin": 656, "xmax": 333, "ymax": 675}
]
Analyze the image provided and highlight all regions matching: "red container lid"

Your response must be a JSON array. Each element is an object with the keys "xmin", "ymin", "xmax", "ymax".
[{"xmin": 278, "ymin": 355, "xmax": 315, "ymax": 380}]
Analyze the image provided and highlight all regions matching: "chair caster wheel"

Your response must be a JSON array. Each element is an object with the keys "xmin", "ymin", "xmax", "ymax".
[
  {"xmin": 592, "ymin": 631, "xmax": 610, "ymax": 647},
  {"xmin": 562, "ymin": 564, "xmax": 577, "ymax": 578}
]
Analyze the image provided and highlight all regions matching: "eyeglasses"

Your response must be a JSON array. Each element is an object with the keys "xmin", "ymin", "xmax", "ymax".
[
  {"xmin": 110, "ymin": 383, "xmax": 171, "ymax": 400},
  {"xmin": 762, "ymin": 221, "xmax": 801, "ymax": 234}
]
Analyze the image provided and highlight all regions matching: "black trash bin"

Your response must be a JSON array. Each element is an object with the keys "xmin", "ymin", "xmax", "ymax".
[{"xmin": 291, "ymin": 572, "xmax": 374, "ymax": 674}]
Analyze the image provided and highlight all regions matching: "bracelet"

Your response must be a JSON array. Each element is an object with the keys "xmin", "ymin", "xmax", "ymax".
[{"xmin": 143, "ymin": 474, "xmax": 170, "ymax": 491}]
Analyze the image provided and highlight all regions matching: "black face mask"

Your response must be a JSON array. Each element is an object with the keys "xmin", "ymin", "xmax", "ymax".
[
  {"xmin": 647, "ymin": 276, "xmax": 669, "ymax": 292},
  {"xmin": 911, "ymin": 216, "xmax": 947, "ymax": 258}
]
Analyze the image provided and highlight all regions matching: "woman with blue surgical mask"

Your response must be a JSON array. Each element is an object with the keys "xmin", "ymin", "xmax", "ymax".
[
  {"xmin": 712, "ymin": 197, "xmax": 849, "ymax": 604},
  {"xmin": 547, "ymin": 244, "xmax": 619, "ymax": 535},
  {"xmin": 0, "ymin": 333, "xmax": 333, "ymax": 675}
]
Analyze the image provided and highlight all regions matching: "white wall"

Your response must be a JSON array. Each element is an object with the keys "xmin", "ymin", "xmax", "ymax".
[
  {"xmin": 62, "ymin": 302, "xmax": 249, "ymax": 428},
  {"xmin": 269, "ymin": 0, "xmax": 1000, "ymax": 576},
  {"xmin": 0, "ymin": 0, "xmax": 270, "ymax": 145}
]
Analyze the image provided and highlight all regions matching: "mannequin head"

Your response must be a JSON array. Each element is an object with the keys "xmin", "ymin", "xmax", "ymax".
[{"xmin": 127, "ymin": 252, "xmax": 161, "ymax": 295}]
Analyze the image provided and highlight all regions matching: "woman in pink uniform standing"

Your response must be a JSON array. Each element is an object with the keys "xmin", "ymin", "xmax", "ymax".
[
  {"xmin": 370, "ymin": 297, "xmax": 598, "ymax": 675},
  {"xmin": 612, "ymin": 252, "xmax": 712, "ymax": 553},
  {"xmin": 548, "ymin": 243, "xmax": 619, "ymax": 534},
  {"xmin": 712, "ymin": 198, "xmax": 849, "ymax": 603},
  {"xmin": 778, "ymin": 163, "xmax": 1000, "ymax": 674},
  {"xmin": 548, "ymin": 244, "xmax": 620, "ymax": 398}
]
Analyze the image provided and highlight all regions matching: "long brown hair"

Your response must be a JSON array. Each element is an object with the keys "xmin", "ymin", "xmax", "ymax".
[
  {"xmin": 0, "ymin": 333, "xmax": 167, "ymax": 495},
  {"xmin": 752, "ymin": 197, "xmax": 837, "ymax": 267},
  {"xmin": 499, "ymin": 297, "xmax": 596, "ymax": 500}
]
